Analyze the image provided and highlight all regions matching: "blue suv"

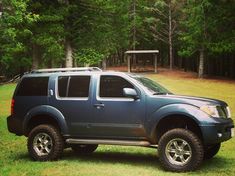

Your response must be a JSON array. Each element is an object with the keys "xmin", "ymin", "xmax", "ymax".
[{"xmin": 7, "ymin": 67, "xmax": 234, "ymax": 172}]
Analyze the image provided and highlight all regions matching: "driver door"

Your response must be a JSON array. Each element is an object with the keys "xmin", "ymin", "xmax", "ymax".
[{"xmin": 90, "ymin": 75, "xmax": 146, "ymax": 139}]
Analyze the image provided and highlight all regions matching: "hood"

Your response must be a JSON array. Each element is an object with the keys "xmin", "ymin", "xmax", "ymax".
[{"xmin": 159, "ymin": 94, "xmax": 227, "ymax": 107}]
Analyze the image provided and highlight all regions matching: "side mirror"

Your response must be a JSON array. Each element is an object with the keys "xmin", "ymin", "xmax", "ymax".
[{"xmin": 123, "ymin": 88, "xmax": 139, "ymax": 100}]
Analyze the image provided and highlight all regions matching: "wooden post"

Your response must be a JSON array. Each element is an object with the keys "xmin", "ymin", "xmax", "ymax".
[
  {"xmin": 154, "ymin": 54, "xmax": 157, "ymax": 73},
  {"xmin": 127, "ymin": 55, "xmax": 131, "ymax": 73},
  {"xmin": 102, "ymin": 59, "xmax": 107, "ymax": 70}
]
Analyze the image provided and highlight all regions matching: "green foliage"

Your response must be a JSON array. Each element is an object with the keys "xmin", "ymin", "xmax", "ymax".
[
  {"xmin": 71, "ymin": 0, "xmax": 131, "ymax": 58},
  {"xmin": 178, "ymin": 0, "xmax": 208, "ymax": 57},
  {"xmin": 178, "ymin": 0, "xmax": 235, "ymax": 57},
  {"xmin": 29, "ymin": 0, "xmax": 66, "ymax": 66},
  {"xmin": 0, "ymin": 0, "xmax": 234, "ymax": 78},
  {"xmin": 74, "ymin": 48, "xmax": 104, "ymax": 66},
  {"xmin": 0, "ymin": 0, "xmax": 38, "ymax": 76},
  {"xmin": 206, "ymin": 1, "xmax": 235, "ymax": 54}
]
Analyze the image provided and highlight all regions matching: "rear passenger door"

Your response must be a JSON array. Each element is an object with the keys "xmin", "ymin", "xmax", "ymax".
[{"xmin": 49, "ymin": 75, "xmax": 93, "ymax": 136}]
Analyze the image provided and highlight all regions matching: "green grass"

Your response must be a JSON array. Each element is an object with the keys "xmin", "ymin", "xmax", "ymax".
[{"xmin": 0, "ymin": 75, "xmax": 235, "ymax": 176}]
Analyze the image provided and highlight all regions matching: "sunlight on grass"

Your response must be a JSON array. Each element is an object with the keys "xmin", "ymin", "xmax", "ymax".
[
  {"xmin": 0, "ymin": 84, "xmax": 15, "ymax": 116},
  {"xmin": 0, "ymin": 75, "xmax": 234, "ymax": 176},
  {"xmin": 147, "ymin": 74, "xmax": 235, "ymax": 117}
]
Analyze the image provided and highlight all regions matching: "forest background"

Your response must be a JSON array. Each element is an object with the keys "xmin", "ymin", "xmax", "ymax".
[{"xmin": 0, "ymin": 0, "xmax": 234, "ymax": 78}]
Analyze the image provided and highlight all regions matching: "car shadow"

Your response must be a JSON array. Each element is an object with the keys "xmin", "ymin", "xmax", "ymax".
[
  {"xmin": 200, "ymin": 156, "xmax": 235, "ymax": 171},
  {"xmin": 61, "ymin": 149, "xmax": 235, "ymax": 171},
  {"xmin": 13, "ymin": 149, "xmax": 235, "ymax": 172},
  {"xmin": 62, "ymin": 149, "xmax": 161, "ymax": 168}
]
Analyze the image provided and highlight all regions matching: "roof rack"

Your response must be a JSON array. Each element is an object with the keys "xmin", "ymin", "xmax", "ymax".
[{"xmin": 31, "ymin": 67, "xmax": 102, "ymax": 74}]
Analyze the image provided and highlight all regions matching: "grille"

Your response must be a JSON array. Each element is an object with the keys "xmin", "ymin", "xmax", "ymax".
[{"xmin": 218, "ymin": 106, "xmax": 229, "ymax": 118}]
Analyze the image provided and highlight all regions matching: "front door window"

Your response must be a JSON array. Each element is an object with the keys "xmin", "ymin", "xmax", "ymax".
[{"xmin": 99, "ymin": 75, "xmax": 134, "ymax": 98}]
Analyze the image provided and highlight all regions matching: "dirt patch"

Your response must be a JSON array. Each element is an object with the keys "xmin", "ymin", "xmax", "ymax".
[
  {"xmin": 107, "ymin": 66, "xmax": 198, "ymax": 78},
  {"xmin": 106, "ymin": 66, "xmax": 235, "ymax": 83}
]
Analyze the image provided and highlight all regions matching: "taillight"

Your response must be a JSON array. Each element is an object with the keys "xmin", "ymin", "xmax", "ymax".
[{"xmin": 11, "ymin": 99, "xmax": 15, "ymax": 115}]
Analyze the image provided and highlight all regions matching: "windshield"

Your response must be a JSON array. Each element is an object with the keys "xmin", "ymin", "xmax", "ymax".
[{"xmin": 131, "ymin": 75, "xmax": 172, "ymax": 95}]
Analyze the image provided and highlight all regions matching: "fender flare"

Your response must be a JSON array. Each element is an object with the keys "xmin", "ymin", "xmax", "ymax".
[
  {"xmin": 23, "ymin": 105, "xmax": 69, "ymax": 135},
  {"xmin": 147, "ymin": 103, "xmax": 215, "ymax": 140}
]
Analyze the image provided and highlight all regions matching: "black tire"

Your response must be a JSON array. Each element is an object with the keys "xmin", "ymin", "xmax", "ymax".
[
  {"xmin": 158, "ymin": 128, "xmax": 204, "ymax": 172},
  {"xmin": 27, "ymin": 124, "xmax": 64, "ymax": 161},
  {"xmin": 71, "ymin": 144, "xmax": 98, "ymax": 154},
  {"xmin": 204, "ymin": 143, "xmax": 221, "ymax": 160}
]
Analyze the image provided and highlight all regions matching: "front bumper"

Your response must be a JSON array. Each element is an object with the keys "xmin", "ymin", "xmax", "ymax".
[
  {"xmin": 7, "ymin": 115, "xmax": 24, "ymax": 136},
  {"xmin": 200, "ymin": 118, "xmax": 234, "ymax": 145}
]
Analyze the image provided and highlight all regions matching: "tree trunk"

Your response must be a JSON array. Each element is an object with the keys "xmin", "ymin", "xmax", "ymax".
[
  {"xmin": 73, "ymin": 57, "xmax": 77, "ymax": 67},
  {"xmin": 65, "ymin": 40, "xmax": 73, "ymax": 68},
  {"xmin": 102, "ymin": 59, "xmax": 107, "ymax": 70},
  {"xmin": 207, "ymin": 57, "xmax": 212, "ymax": 76},
  {"xmin": 184, "ymin": 58, "xmax": 187, "ymax": 72},
  {"xmin": 198, "ymin": 49, "xmax": 205, "ymax": 78},
  {"xmin": 179, "ymin": 57, "xmax": 182, "ymax": 69},
  {"xmin": 63, "ymin": 0, "xmax": 73, "ymax": 68},
  {"xmin": 230, "ymin": 55, "xmax": 235, "ymax": 78},
  {"xmin": 132, "ymin": 0, "xmax": 137, "ymax": 69},
  {"xmin": 168, "ymin": 2, "xmax": 173, "ymax": 70},
  {"xmin": 32, "ymin": 43, "xmax": 40, "ymax": 70},
  {"xmin": 48, "ymin": 59, "xmax": 54, "ymax": 68}
]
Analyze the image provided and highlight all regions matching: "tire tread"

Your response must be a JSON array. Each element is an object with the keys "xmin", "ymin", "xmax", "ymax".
[
  {"xmin": 27, "ymin": 124, "xmax": 64, "ymax": 161},
  {"xmin": 158, "ymin": 128, "xmax": 204, "ymax": 172}
]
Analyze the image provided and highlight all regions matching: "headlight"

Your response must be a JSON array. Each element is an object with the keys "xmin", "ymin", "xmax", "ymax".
[
  {"xmin": 200, "ymin": 105, "xmax": 219, "ymax": 117},
  {"xmin": 200, "ymin": 105, "xmax": 229, "ymax": 118},
  {"xmin": 226, "ymin": 106, "xmax": 231, "ymax": 118}
]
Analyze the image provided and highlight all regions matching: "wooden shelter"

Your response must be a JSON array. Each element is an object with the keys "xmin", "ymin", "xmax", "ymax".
[{"xmin": 125, "ymin": 50, "xmax": 159, "ymax": 73}]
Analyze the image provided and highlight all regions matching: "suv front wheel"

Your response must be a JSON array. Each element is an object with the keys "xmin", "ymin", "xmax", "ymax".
[
  {"xmin": 158, "ymin": 128, "xmax": 204, "ymax": 172},
  {"xmin": 27, "ymin": 124, "xmax": 64, "ymax": 161}
]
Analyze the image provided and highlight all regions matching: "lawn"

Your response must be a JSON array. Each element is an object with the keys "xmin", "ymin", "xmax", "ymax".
[{"xmin": 0, "ymin": 73, "xmax": 235, "ymax": 176}]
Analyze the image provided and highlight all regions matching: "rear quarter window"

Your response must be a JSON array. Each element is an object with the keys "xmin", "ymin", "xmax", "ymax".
[{"xmin": 16, "ymin": 77, "xmax": 49, "ymax": 96}]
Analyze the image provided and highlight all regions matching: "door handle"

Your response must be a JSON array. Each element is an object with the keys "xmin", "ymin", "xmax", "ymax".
[
  {"xmin": 49, "ymin": 89, "xmax": 54, "ymax": 96},
  {"xmin": 93, "ymin": 103, "xmax": 105, "ymax": 109}
]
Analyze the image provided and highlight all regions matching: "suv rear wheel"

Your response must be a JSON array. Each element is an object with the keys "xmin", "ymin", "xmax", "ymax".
[
  {"xmin": 27, "ymin": 124, "xmax": 64, "ymax": 161},
  {"xmin": 158, "ymin": 128, "xmax": 204, "ymax": 172},
  {"xmin": 71, "ymin": 144, "xmax": 98, "ymax": 154}
]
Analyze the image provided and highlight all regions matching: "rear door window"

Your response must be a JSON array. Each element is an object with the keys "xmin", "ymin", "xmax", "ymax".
[
  {"xmin": 16, "ymin": 77, "xmax": 49, "ymax": 96},
  {"xmin": 68, "ymin": 76, "xmax": 90, "ymax": 97},
  {"xmin": 58, "ymin": 76, "xmax": 69, "ymax": 97},
  {"xmin": 58, "ymin": 76, "xmax": 90, "ymax": 98}
]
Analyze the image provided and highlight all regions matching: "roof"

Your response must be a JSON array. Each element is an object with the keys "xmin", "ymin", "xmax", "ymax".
[{"xmin": 125, "ymin": 50, "xmax": 159, "ymax": 54}]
